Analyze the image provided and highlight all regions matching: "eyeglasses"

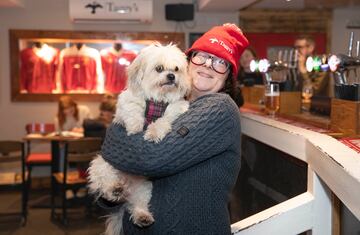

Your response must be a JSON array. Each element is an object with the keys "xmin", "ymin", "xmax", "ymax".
[{"xmin": 190, "ymin": 51, "xmax": 230, "ymax": 74}]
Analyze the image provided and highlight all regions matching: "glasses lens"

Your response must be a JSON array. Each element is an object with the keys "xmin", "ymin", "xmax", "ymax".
[
  {"xmin": 191, "ymin": 52, "xmax": 207, "ymax": 65},
  {"xmin": 191, "ymin": 52, "xmax": 230, "ymax": 74},
  {"xmin": 212, "ymin": 58, "xmax": 229, "ymax": 74}
]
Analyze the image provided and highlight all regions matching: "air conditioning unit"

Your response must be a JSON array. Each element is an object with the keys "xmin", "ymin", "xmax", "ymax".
[{"xmin": 69, "ymin": 0, "xmax": 153, "ymax": 24}]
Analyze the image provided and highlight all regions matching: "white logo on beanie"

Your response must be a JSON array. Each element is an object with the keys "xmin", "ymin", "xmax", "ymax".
[
  {"xmin": 209, "ymin": 38, "xmax": 219, "ymax": 44},
  {"xmin": 209, "ymin": 37, "xmax": 233, "ymax": 54}
]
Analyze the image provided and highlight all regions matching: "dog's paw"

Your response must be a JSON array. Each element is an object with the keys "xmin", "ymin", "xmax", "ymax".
[
  {"xmin": 132, "ymin": 209, "xmax": 155, "ymax": 227},
  {"xmin": 109, "ymin": 180, "xmax": 130, "ymax": 202},
  {"xmin": 177, "ymin": 100, "xmax": 189, "ymax": 113},
  {"xmin": 126, "ymin": 121, "xmax": 144, "ymax": 135},
  {"xmin": 99, "ymin": 177, "xmax": 130, "ymax": 202},
  {"xmin": 144, "ymin": 120, "xmax": 171, "ymax": 143}
]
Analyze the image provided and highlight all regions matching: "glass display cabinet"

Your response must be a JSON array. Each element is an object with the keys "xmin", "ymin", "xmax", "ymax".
[{"xmin": 9, "ymin": 30, "xmax": 185, "ymax": 102}]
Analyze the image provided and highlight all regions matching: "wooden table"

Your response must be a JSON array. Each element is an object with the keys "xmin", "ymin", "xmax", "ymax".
[
  {"xmin": 22, "ymin": 133, "xmax": 83, "ymax": 210},
  {"xmin": 23, "ymin": 133, "xmax": 83, "ymax": 171}
]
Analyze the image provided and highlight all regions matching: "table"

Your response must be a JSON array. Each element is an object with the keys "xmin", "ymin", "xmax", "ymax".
[{"xmin": 22, "ymin": 133, "xmax": 83, "ymax": 209}]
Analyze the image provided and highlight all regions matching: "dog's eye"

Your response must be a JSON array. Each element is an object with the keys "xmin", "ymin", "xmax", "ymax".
[
  {"xmin": 174, "ymin": 66, "xmax": 179, "ymax": 72},
  {"xmin": 155, "ymin": 65, "xmax": 164, "ymax": 73}
]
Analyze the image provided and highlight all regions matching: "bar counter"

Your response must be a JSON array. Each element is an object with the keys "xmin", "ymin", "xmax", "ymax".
[{"xmin": 231, "ymin": 105, "xmax": 360, "ymax": 235}]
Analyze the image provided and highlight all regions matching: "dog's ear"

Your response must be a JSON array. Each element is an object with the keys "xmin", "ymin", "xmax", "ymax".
[{"xmin": 126, "ymin": 52, "xmax": 144, "ymax": 93}]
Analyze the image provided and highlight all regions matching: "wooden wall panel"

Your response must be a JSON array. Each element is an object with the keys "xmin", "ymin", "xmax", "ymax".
[
  {"xmin": 239, "ymin": 9, "xmax": 332, "ymax": 53},
  {"xmin": 239, "ymin": 9, "xmax": 332, "ymax": 33}
]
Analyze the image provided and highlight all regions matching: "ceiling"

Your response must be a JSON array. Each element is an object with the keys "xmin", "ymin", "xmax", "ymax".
[
  {"xmin": 198, "ymin": 0, "xmax": 360, "ymax": 11},
  {"xmin": 0, "ymin": 0, "xmax": 23, "ymax": 7},
  {"xmin": 198, "ymin": 0, "xmax": 260, "ymax": 12},
  {"xmin": 1, "ymin": 0, "xmax": 360, "ymax": 10}
]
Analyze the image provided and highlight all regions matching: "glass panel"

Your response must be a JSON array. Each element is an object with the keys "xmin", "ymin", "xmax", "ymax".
[{"xmin": 10, "ymin": 30, "xmax": 185, "ymax": 102}]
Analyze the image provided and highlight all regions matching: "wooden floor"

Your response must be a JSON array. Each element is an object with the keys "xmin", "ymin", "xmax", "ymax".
[{"xmin": 0, "ymin": 190, "xmax": 105, "ymax": 235}]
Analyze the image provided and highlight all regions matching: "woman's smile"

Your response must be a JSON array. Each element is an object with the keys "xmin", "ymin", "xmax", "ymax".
[{"xmin": 197, "ymin": 71, "xmax": 213, "ymax": 78}]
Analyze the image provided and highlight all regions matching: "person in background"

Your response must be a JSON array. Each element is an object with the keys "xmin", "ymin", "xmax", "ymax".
[
  {"xmin": 294, "ymin": 35, "xmax": 330, "ymax": 96},
  {"xmin": 83, "ymin": 93, "xmax": 117, "ymax": 139},
  {"xmin": 55, "ymin": 95, "xmax": 92, "ymax": 198},
  {"xmin": 55, "ymin": 95, "xmax": 92, "ymax": 133},
  {"xmin": 238, "ymin": 47, "xmax": 263, "ymax": 86},
  {"xmin": 97, "ymin": 23, "xmax": 249, "ymax": 235}
]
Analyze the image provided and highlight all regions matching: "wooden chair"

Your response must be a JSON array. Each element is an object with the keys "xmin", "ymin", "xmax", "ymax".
[
  {"xmin": 50, "ymin": 137, "xmax": 102, "ymax": 225},
  {"xmin": 0, "ymin": 141, "xmax": 27, "ymax": 225},
  {"xmin": 24, "ymin": 123, "xmax": 55, "ymax": 192}
]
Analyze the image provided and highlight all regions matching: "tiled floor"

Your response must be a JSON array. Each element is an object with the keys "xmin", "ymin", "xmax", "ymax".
[{"xmin": 0, "ymin": 190, "xmax": 105, "ymax": 235}]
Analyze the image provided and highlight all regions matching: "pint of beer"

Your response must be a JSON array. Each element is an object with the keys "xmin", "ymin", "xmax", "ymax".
[{"xmin": 265, "ymin": 84, "xmax": 280, "ymax": 117}]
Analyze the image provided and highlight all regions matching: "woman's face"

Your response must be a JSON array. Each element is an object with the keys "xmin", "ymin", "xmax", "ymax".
[
  {"xmin": 100, "ymin": 110, "xmax": 114, "ymax": 125},
  {"xmin": 188, "ymin": 51, "xmax": 230, "ymax": 97},
  {"xmin": 240, "ymin": 49, "xmax": 255, "ymax": 69},
  {"xmin": 63, "ymin": 106, "xmax": 75, "ymax": 116}
]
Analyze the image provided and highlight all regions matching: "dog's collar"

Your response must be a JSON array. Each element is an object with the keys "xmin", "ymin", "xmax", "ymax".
[{"xmin": 144, "ymin": 99, "xmax": 169, "ymax": 128}]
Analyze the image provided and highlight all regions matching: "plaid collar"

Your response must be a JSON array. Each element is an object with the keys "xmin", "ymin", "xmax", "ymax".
[{"xmin": 144, "ymin": 99, "xmax": 169, "ymax": 128}]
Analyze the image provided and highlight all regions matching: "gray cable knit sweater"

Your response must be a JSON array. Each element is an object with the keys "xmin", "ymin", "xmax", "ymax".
[{"xmin": 101, "ymin": 93, "xmax": 242, "ymax": 235}]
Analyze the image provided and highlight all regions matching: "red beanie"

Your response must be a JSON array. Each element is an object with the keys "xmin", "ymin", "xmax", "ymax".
[{"xmin": 186, "ymin": 23, "xmax": 249, "ymax": 77}]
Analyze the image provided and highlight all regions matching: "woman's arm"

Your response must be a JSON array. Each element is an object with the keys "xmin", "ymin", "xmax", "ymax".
[{"xmin": 101, "ymin": 93, "xmax": 241, "ymax": 178}]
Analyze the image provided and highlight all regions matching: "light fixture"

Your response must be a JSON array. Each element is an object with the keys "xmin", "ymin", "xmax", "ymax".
[
  {"xmin": 258, "ymin": 59, "xmax": 270, "ymax": 73},
  {"xmin": 250, "ymin": 60, "xmax": 258, "ymax": 72},
  {"xmin": 118, "ymin": 58, "xmax": 130, "ymax": 66},
  {"xmin": 116, "ymin": 7, "xmax": 131, "ymax": 14},
  {"xmin": 306, "ymin": 56, "xmax": 323, "ymax": 72},
  {"xmin": 328, "ymin": 55, "xmax": 340, "ymax": 72}
]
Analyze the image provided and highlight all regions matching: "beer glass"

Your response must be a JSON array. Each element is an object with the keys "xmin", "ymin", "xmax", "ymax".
[
  {"xmin": 302, "ymin": 83, "xmax": 313, "ymax": 103},
  {"xmin": 265, "ymin": 83, "xmax": 280, "ymax": 117}
]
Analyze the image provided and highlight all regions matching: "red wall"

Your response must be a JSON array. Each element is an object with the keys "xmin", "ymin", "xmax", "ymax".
[{"xmin": 245, "ymin": 32, "xmax": 327, "ymax": 59}]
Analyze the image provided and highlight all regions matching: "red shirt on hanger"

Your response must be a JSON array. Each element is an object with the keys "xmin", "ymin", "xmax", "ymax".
[
  {"xmin": 100, "ymin": 47, "xmax": 137, "ymax": 94},
  {"xmin": 20, "ymin": 44, "xmax": 59, "ymax": 93}
]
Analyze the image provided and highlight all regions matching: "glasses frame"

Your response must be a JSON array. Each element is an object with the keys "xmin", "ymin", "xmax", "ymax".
[{"xmin": 190, "ymin": 51, "xmax": 230, "ymax": 74}]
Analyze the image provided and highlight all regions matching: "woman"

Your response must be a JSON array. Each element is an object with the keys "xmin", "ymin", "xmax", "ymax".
[
  {"xmin": 55, "ymin": 95, "xmax": 91, "ymax": 133},
  {"xmin": 99, "ymin": 23, "xmax": 249, "ymax": 234},
  {"xmin": 83, "ymin": 93, "xmax": 117, "ymax": 139},
  {"xmin": 238, "ymin": 47, "xmax": 263, "ymax": 86}
]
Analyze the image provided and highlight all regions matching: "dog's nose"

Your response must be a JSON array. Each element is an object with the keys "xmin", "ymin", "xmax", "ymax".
[{"xmin": 167, "ymin": 73, "xmax": 175, "ymax": 81}]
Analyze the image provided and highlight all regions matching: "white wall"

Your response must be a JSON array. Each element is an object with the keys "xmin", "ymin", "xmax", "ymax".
[
  {"xmin": 0, "ymin": 0, "xmax": 238, "ymax": 141},
  {"xmin": 331, "ymin": 7, "xmax": 360, "ymax": 55}
]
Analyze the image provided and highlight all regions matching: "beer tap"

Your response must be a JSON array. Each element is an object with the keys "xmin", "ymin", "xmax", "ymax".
[
  {"xmin": 305, "ymin": 54, "xmax": 329, "ymax": 72},
  {"xmin": 250, "ymin": 58, "xmax": 289, "ymax": 84},
  {"xmin": 328, "ymin": 32, "xmax": 360, "ymax": 85}
]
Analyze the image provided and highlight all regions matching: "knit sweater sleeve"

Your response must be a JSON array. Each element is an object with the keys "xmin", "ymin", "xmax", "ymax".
[{"xmin": 101, "ymin": 93, "xmax": 241, "ymax": 178}]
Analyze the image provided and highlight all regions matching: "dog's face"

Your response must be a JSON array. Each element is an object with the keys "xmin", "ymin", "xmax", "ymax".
[{"xmin": 127, "ymin": 43, "xmax": 191, "ymax": 103}]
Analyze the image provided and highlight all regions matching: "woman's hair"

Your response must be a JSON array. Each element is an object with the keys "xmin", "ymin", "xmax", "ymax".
[
  {"xmin": 220, "ymin": 68, "xmax": 244, "ymax": 107},
  {"xmin": 244, "ymin": 47, "xmax": 258, "ymax": 59},
  {"xmin": 295, "ymin": 34, "xmax": 315, "ymax": 47},
  {"xmin": 99, "ymin": 93, "xmax": 117, "ymax": 113},
  {"xmin": 57, "ymin": 96, "xmax": 79, "ymax": 129}
]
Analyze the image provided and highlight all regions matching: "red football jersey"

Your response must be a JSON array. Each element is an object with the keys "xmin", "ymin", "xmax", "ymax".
[
  {"xmin": 100, "ymin": 47, "xmax": 137, "ymax": 94},
  {"xmin": 20, "ymin": 45, "xmax": 59, "ymax": 93},
  {"xmin": 57, "ymin": 45, "xmax": 104, "ymax": 93}
]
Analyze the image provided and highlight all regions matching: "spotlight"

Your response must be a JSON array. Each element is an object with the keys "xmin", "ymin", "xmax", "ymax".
[{"xmin": 250, "ymin": 60, "xmax": 258, "ymax": 72}]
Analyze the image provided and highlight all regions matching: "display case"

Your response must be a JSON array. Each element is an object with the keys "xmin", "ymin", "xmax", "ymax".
[{"xmin": 9, "ymin": 29, "xmax": 185, "ymax": 102}]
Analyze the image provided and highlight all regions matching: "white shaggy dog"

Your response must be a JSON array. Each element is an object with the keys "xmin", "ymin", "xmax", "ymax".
[{"xmin": 88, "ymin": 43, "xmax": 191, "ymax": 235}]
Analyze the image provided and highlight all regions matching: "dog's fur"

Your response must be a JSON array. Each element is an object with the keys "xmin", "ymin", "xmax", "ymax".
[{"xmin": 88, "ymin": 43, "xmax": 191, "ymax": 235}]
